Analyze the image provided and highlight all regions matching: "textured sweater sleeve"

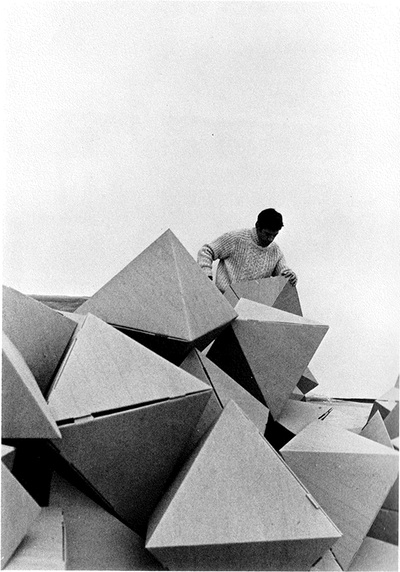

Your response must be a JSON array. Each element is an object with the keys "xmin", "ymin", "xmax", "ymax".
[
  {"xmin": 272, "ymin": 247, "xmax": 290, "ymax": 276},
  {"xmin": 197, "ymin": 232, "xmax": 237, "ymax": 277}
]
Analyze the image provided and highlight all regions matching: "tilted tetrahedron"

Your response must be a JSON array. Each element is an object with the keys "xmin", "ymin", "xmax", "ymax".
[
  {"xmin": 281, "ymin": 420, "xmax": 399, "ymax": 570},
  {"xmin": 207, "ymin": 298, "xmax": 329, "ymax": 419},
  {"xmin": 297, "ymin": 366, "xmax": 319, "ymax": 395},
  {"xmin": 2, "ymin": 286, "xmax": 77, "ymax": 396},
  {"xmin": 75, "ymin": 230, "xmax": 237, "ymax": 362},
  {"xmin": 368, "ymin": 383, "xmax": 399, "ymax": 440},
  {"xmin": 224, "ymin": 276, "xmax": 303, "ymax": 316},
  {"xmin": 48, "ymin": 313, "xmax": 212, "ymax": 534},
  {"xmin": 146, "ymin": 401, "xmax": 342, "ymax": 571},
  {"xmin": 2, "ymin": 333, "xmax": 61, "ymax": 439}
]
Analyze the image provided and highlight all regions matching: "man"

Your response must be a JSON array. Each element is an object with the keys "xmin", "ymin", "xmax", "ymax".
[{"xmin": 197, "ymin": 208, "xmax": 297, "ymax": 293}]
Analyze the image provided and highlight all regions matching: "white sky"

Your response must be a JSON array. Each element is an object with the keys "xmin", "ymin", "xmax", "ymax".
[{"xmin": 3, "ymin": 1, "xmax": 400, "ymax": 398}]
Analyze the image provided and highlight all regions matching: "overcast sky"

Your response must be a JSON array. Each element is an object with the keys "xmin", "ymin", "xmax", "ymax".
[{"xmin": 4, "ymin": 1, "xmax": 400, "ymax": 399}]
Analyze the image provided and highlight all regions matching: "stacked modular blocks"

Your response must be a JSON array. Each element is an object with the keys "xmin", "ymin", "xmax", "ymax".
[{"xmin": 1, "ymin": 230, "xmax": 398, "ymax": 571}]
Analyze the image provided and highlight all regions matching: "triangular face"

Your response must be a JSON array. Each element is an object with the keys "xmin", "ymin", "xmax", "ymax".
[
  {"xmin": 2, "ymin": 334, "xmax": 61, "ymax": 439},
  {"xmin": 228, "ymin": 276, "xmax": 303, "ymax": 316},
  {"xmin": 383, "ymin": 401, "xmax": 399, "ymax": 439},
  {"xmin": 48, "ymin": 313, "xmax": 211, "ymax": 422},
  {"xmin": 1, "ymin": 458, "xmax": 41, "ymax": 568},
  {"xmin": 54, "ymin": 392, "xmax": 212, "ymax": 535},
  {"xmin": 281, "ymin": 421, "xmax": 399, "ymax": 570},
  {"xmin": 359, "ymin": 412, "xmax": 393, "ymax": 448},
  {"xmin": 196, "ymin": 351, "xmax": 270, "ymax": 433},
  {"xmin": 235, "ymin": 297, "xmax": 318, "ymax": 326},
  {"xmin": 232, "ymin": 300, "xmax": 328, "ymax": 419},
  {"xmin": 146, "ymin": 401, "xmax": 341, "ymax": 571},
  {"xmin": 75, "ymin": 230, "xmax": 237, "ymax": 342},
  {"xmin": 2, "ymin": 286, "xmax": 77, "ymax": 396}
]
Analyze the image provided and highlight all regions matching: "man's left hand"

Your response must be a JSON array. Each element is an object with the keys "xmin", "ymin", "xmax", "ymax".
[{"xmin": 281, "ymin": 269, "xmax": 298, "ymax": 286}]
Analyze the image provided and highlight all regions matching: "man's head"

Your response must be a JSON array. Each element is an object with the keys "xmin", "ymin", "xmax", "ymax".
[{"xmin": 255, "ymin": 208, "xmax": 283, "ymax": 247}]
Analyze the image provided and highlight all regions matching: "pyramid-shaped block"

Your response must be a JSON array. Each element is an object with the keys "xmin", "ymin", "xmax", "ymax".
[
  {"xmin": 281, "ymin": 420, "xmax": 399, "ymax": 570},
  {"xmin": 2, "ymin": 286, "xmax": 77, "ymax": 396},
  {"xmin": 48, "ymin": 313, "xmax": 213, "ymax": 534},
  {"xmin": 181, "ymin": 349, "xmax": 270, "ymax": 439},
  {"xmin": 4, "ymin": 508, "xmax": 66, "ymax": 570},
  {"xmin": 359, "ymin": 411, "xmax": 393, "ymax": 448},
  {"xmin": 1, "ymin": 449, "xmax": 41, "ymax": 569},
  {"xmin": 48, "ymin": 471, "xmax": 163, "ymax": 571},
  {"xmin": 146, "ymin": 401, "xmax": 341, "ymax": 571},
  {"xmin": 290, "ymin": 385, "xmax": 306, "ymax": 401},
  {"xmin": 75, "ymin": 230, "xmax": 237, "ymax": 352},
  {"xmin": 359, "ymin": 411, "xmax": 398, "ymax": 537},
  {"xmin": 368, "ymin": 383, "xmax": 399, "ymax": 430},
  {"xmin": 297, "ymin": 366, "xmax": 319, "ymax": 395},
  {"xmin": 224, "ymin": 275, "xmax": 303, "ymax": 316},
  {"xmin": 2, "ymin": 333, "xmax": 61, "ymax": 439},
  {"xmin": 207, "ymin": 298, "xmax": 329, "ymax": 419}
]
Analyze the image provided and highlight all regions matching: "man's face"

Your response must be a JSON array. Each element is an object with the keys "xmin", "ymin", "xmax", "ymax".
[{"xmin": 256, "ymin": 224, "xmax": 280, "ymax": 247}]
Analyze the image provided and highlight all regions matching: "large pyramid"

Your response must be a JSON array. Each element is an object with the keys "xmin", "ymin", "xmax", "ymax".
[
  {"xmin": 146, "ymin": 401, "xmax": 341, "ymax": 571},
  {"xmin": 75, "ymin": 230, "xmax": 237, "ymax": 362},
  {"xmin": 48, "ymin": 313, "xmax": 212, "ymax": 534},
  {"xmin": 281, "ymin": 419, "xmax": 399, "ymax": 569}
]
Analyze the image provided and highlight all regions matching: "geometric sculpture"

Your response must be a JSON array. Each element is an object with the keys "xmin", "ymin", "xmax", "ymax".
[
  {"xmin": 48, "ymin": 314, "xmax": 213, "ymax": 534},
  {"xmin": 4, "ymin": 508, "xmax": 66, "ymax": 570},
  {"xmin": 146, "ymin": 401, "xmax": 342, "ymax": 571},
  {"xmin": 2, "ymin": 333, "xmax": 61, "ymax": 439},
  {"xmin": 1, "ymin": 447, "xmax": 41, "ymax": 569},
  {"xmin": 368, "ymin": 384, "xmax": 399, "ymax": 440},
  {"xmin": 180, "ymin": 348, "xmax": 270, "ymax": 449},
  {"xmin": 2, "ymin": 286, "xmax": 77, "ymax": 396},
  {"xmin": 75, "ymin": 230, "xmax": 237, "ymax": 364},
  {"xmin": 207, "ymin": 299, "xmax": 329, "ymax": 419},
  {"xmin": 224, "ymin": 275, "xmax": 303, "ymax": 316},
  {"xmin": 281, "ymin": 420, "xmax": 399, "ymax": 570},
  {"xmin": 49, "ymin": 471, "xmax": 163, "ymax": 571}
]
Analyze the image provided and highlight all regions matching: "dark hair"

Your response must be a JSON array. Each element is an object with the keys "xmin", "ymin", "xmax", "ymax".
[{"xmin": 256, "ymin": 208, "xmax": 284, "ymax": 230}]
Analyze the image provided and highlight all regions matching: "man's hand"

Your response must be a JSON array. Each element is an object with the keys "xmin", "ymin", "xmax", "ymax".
[{"xmin": 281, "ymin": 269, "xmax": 297, "ymax": 286}]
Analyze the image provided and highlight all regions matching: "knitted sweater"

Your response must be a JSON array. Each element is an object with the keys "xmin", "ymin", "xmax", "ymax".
[{"xmin": 197, "ymin": 228, "xmax": 291, "ymax": 292}]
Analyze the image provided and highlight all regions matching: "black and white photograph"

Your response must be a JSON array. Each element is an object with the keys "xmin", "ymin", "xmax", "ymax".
[{"xmin": 2, "ymin": 1, "xmax": 399, "ymax": 570}]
